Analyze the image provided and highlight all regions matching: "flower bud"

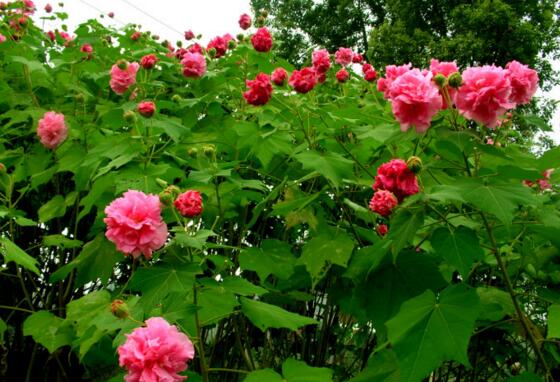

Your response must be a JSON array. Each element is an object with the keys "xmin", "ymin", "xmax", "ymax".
[
  {"xmin": 58, "ymin": 2, "xmax": 63, "ymax": 6},
  {"xmin": 433, "ymin": 73, "xmax": 446, "ymax": 88},
  {"xmin": 159, "ymin": 189, "xmax": 174, "ymax": 206},
  {"xmin": 176, "ymin": 40, "xmax": 182, "ymax": 48},
  {"xmin": 260, "ymin": 9, "xmax": 269, "ymax": 17},
  {"xmin": 123, "ymin": 110, "xmax": 137, "ymax": 123},
  {"xmin": 203, "ymin": 144, "xmax": 216, "ymax": 157},
  {"xmin": 0, "ymin": 163, "xmax": 5, "ymax": 173},
  {"xmin": 207, "ymin": 47, "xmax": 216, "ymax": 58},
  {"xmin": 116, "ymin": 59, "xmax": 128, "ymax": 70},
  {"xmin": 111, "ymin": 299, "xmax": 129, "ymax": 319},
  {"xmin": 406, "ymin": 156, "xmax": 423, "ymax": 173},
  {"xmin": 448, "ymin": 72, "xmax": 462, "ymax": 88},
  {"xmin": 227, "ymin": 39, "xmax": 237, "ymax": 50},
  {"xmin": 156, "ymin": 178, "xmax": 168, "ymax": 188},
  {"xmin": 0, "ymin": 2, "xmax": 7, "ymax": 10},
  {"xmin": 236, "ymin": 33, "xmax": 244, "ymax": 42},
  {"xmin": 152, "ymin": 34, "xmax": 160, "ymax": 41},
  {"xmin": 74, "ymin": 93, "xmax": 85, "ymax": 103},
  {"xmin": 256, "ymin": 15, "xmax": 266, "ymax": 27},
  {"xmin": 188, "ymin": 147, "xmax": 198, "ymax": 158},
  {"xmin": 171, "ymin": 94, "xmax": 182, "ymax": 103},
  {"xmin": 377, "ymin": 224, "xmax": 388, "ymax": 236}
]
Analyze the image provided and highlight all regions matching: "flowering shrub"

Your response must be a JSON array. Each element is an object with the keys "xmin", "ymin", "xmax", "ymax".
[{"xmin": 0, "ymin": 2, "xmax": 559, "ymax": 382}]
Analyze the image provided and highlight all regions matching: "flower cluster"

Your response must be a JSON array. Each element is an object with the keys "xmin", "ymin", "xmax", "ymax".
[
  {"xmin": 37, "ymin": 111, "xmax": 68, "ymax": 149},
  {"xmin": 118, "ymin": 317, "xmax": 195, "ymax": 382},
  {"xmin": 243, "ymin": 73, "xmax": 273, "ymax": 105},
  {"xmin": 369, "ymin": 159, "xmax": 419, "ymax": 217},
  {"xmin": 104, "ymin": 190, "xmax": 168, "ymax": 259}
]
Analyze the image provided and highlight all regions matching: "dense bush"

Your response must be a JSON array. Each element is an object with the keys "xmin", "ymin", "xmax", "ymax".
[{"xmin": 0, "ymin": 2, "xmax": 559, "ymax": 381}]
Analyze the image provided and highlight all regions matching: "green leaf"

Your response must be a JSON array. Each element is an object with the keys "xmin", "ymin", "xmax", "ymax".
[
  {"xmin": 23, "ymin": 311, "xmax": 74, "ymax": 353},
  {"xmin": 129, "ymin": 263, "xmax": 201, "ymax": 309},
  {"xmin": 0, "ymin": 318, "xmax": 7, "ymax": 344},
  {"xmin": 459, "ymin": 180, "xmax": 537, "ymax": 225},
  {"xmin": 0, "ymin": 237, "xmax": 40, "ymax": 275},
  {"xmin": 295, "ymin": 150, "xmax": 354, "ymax": 188},
  {"xmin": 386, "ymin": 284, "xmax": 480, "ymax": 382},
  {"xmin": 241, "ymin": 297, "xmax": 317, "ymax": 332},
  {"xmin": 38, "ymin": 195, "xmax": 66, "ymax": 223},
  {"xmin": 388, "ymin": 208, "xmax": 425, "ymax": 257},
  {"xmin": 197, "ymin": 287, "xmax": 239, "ymax": 326},
  {"xmin": 431, "ymin": 226, "xmax": 483, "ymax": 278},
  {"xmin": 42, "ymin": 235, "xmax": 83, "ymax": 249},
  {"xmin": 547, "ymin": 304, "xmax": 560, "ymax": 339},
  {"xmin": 239, "ymin": 239, "xmax": 296, "ymax": 282},
  {"xmin": 477, "ymin": 287, "xmax": 515, "ymax": 321},
  {"xmin": 509, "ymin": 372, "xmax": 543, "ymax": 382},
  {"xmin": 349, "ymin": 349, "xmax": 400, "ymax": 382},
  {"xmin": 282, "ymin": 358, "xmax": 333, "ymax": 382},
  {"xmin": 174, "ymin": 229, "xmax": 216, "ymax": 249},
  {"xmin": 244, "ymin": 369, "xmax": 283, "ymax": 382},
  {"xmin": 296, "ymin": 231, "xmax": 354, "ymax": 288}
]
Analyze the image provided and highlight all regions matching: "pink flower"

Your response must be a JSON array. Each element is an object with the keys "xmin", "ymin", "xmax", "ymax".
[
  {"xmin": 110, "ymin": 61, "xmax": 139, "ymax": 94},
  {"xmin": 58, "ymin": 31, "xmax": 73, "ymax": 43},
  {"xmin": 352, "ymin": 53, "xmax": 363, "ymax": 63},
  {"xmin": 131, "ymin": 31, "xmax": 141, "ymax": 41},
  {"xmin": 369, "ymin": 190, "xmax": 398, "ymax": 217},
  {"xmin": 243, "ymin": 73, "xmax": 273, "ymax": 106},
  {"xmin": 184, "ymin": 30, "xmax": 195, "ymax": 40},
  {"xmin": 37, "ymin": 111, "xmax": 68, "ymax": 149},
  {"xmin": 108, "ymin": 11, "xmax": 114, "ymax": 18},
  {"xmin": 505, "ymin": 60, "xmax": 539, "ymax": 105},
  {"xmin": 486, "ymin": 137, "xmax": 494, "ymax": 145},
  {"xmin": 137, "ymin": 101, "xmax": 156, "ymax": 118},
  {"xmin": 538, "ymin": 179, "xmax": 552, "ymax": 191},
  {"xmin": 140, "ymin": 54, "xmax": 157, "ymax": 69},
  {"xmin": 288, "ymin": 67, "xmax": 317, "ymax": 94},
  {"xmin": 207, "ymin": 35, "xmax": 229, "ymax": 58},
  {"xmin": 251, "ymin": 27, "xmax": 272, "ymax": 53},
  {"xmin": 174, "ymin": 190, "xmax": 203, "ymax": 218},
  {"xmin": 118, "ymin": 317, "xmax": 195, "ymax": 382},
  {"xmin": 0, "ymin": 34, "xmax": 6, "ymax": 43},
  {"xmin": 388, "ymin": 69, "xmax": 443, "ymax": 133},
  {"xmin": 80, "ymin": 43, "xmax": 93, "ymax": 54},
  {"xmin": 335, "ymin": 47, "xmax": 353, "ymax": 66},
  {"xmin": 429, "ymin": 59, "xmax": 459, "ymax": 78},
  {"xmin": 104, "ymin": 190, "xmax": 168, "ymax": 259},
  {"xmin": 239, "ymin": 13, "xmax": 252, "ymax": 30},
  {"xmin": 377, "ymin": 224, "xmax": 388, "ymax": 236},
  {"xmin": 44, "ymin": 3, "xmax": 52, "ymax": 12},
  {"xmin": 362, "ymin": 63, "xmax": 373, "ymax": 73},
  {"xmin": 23, "ymin": 0, "xmax": 35, "ymax": 13},
  {"xmin": 373, "ymin": 159, "xmax": 419, "ymax": 201},
  {"xmin": 271, "ymin": 67, "xmax": 288, "ymax": 86},
  {"xmin": 377, "ymin": 63, "xmax": 412, "ymax": 99},
  {"xmin": 454, "ymin": 65, "xmax": 515, "ymax": 128},
  {"xmin": 336, "ymin": 68, "xmax": 349, "ymax": 83},
  {"xmin": 312, "ymin": 49, "xmax": 331, "ymax": 74},
  {"xmin": 46, "ymin": 30, "xmax": 55, "ymax": 41},
  {"xmin": 364, "ymin": 69, "xmax": 377, "ymax": 82},
  {"xmin": 187, "ymin": 43, "xmax": 203, "ymax": 55},
  {"xmin": 181, "ymin": 52, "xmax": 206, "ymax": 78},
  {"xmin": 316, "ymin": 72, "xmax": 327, "ymax": 84}
]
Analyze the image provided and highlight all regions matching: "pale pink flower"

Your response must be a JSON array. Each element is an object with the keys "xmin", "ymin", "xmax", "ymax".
[
  {"xmin": 239, "ymin": 13, "xmax": 252, "ymax": 30},
  {"xmin": 174, "ymin": 190, "xmax": 203, "ymax": 218},
  {"xmin": 0, "ymin": 34, "xmax": 6, "ymax": 43},
  {"xmin": 104, "ymin": 190, "xmax": 168, "ymax": 259},
  {"xmin": 429, "ymin": 59, "xmax": 459, "ymax": 78},
  {"xmin": 454, "ymin": 65, "xmax": 515, "ymax": 128},
  {"xmin": 312, "ymin": 49, "xmax": 331, "ymax": 74},
  {"xmin": 271, "ymin": 67, "xmax": 288, "ymax": 86},
  {"xmin": 334, "ymin": 47, "xmax": 353, "ymax": 66},
  {"xmin": 118, "ymin": 317, "xmax": 194, "ymax": 382},
  {"xmin": 388, "ymin": 69, "xmax": 443, "ymax": 133},
  {"xmin": 377, "ymin": 63, "xmax": 412, "ymax": 99},
  {"xmin": 369, "ymin": 190, "xmax": 398, "ymax": 217},
  {"xmin": 110, "ymin": 62, "xmax": 139, "ymax": 95},
  {"xmin": 181, "ymin": 52, "xmax": 206, "ymax": 78},
  {"xmin": 505, "ymin": 60, "xmax": 539, "ymax": 105},
  {"xmin": 37, "ymin": 111, "xmax": 68, "ymax": 149}
]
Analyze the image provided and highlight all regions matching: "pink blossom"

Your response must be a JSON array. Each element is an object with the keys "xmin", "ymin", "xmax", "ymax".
[
  {"xmin": 44, "ymin": 3, "xmax": 52, "ymax": 12},
  {"xmin": 58, "ymin": 31, "xmax": 73, "ymax": 43},
  {"xmin": 288, "ymin": 67, "xmax": 317, "ymax": 94},
  {"xmin": 429, "ymin": 59, "xmax": 459, "ymax": 78},
  {"xmin": 118, "ymin": 317, "xmax": 195, "ymax": 382},
  {"xmin": 335, "ymin": 47, "xmax": 353, "ymax": 66},
  {"xmin": 110, "ymin": 61, "xmax": 139, "ymax": 95},
  {"xmin": 505, "ymin": 60, "xmax": 539, "ymax": 105},
  {"xmin": 46, "ymin": 31, "xmax": 55, "ymax": 41},
  {"xmin": 336, "ymin": 68, "xmax": 349, "ymax": 83},
  {"xmin": 243, "ymin": 73, "xmax": 273, "ymax": 106},
  {"xmin": 454, "ymin": 65, "xmax": 515, "ymax": 128},
  {"xmin": 104, "ymin": 190, "xmax": 167, "ymax": 259},
  {"xmin": 181, "ymin": 52, "xmax": 206, "ymax": 78},
  {"xmin": 364, "ymin": 69, "xmax": 377, "ymax": 82},
  {"xmin": 141, "ymin": 54, "xmax": 157, "ymax": 69},
  {"xmin": 0, "ymin": 34, "xmax": 6, "ymax": 43},
  {"xmin": 187, "ymin": 43, "xmax": 203, "ymax": 55},
  {"xmin": 377, "ymin": 224, "xmax": 388, "ymax": 236},
  {"xmin": 207, "ymin": 35, "xmax": 229, "ymax": 58},
  {"xmin": 251, "ymin": 27, "xmax": 273, "ymax": 52},
  {"xmin": 137, "ymin": 101, "xmax": 156, "ymax": 117},
  {"xmin": 174, "ymin": 190, "xmax": 203, "ymax": 218},
  {"xmin": 239, "ymin": 13, "xmax": 252, "ymax": 30},
  {"xmin": 388, "ymin": 69, "xmax": 443, "ymax": 133},
  {"xmin": 37, "ymin": 111, "xmax": 68, "ymax": 149},
  {"xmin": 352, "ymin": 53, "xmax": 363, "ymax": 63},
  {"xmin": 377, "ymin": 63, "xmax": 412, "ymax": 99},
  {"xmin": 312, "ymin": 49, "xmax": 331, "ymax": 74},
  {"xmin": 80, "ymin": 43, "xmax": 93, "ymax": 54},
  {"xmin": 374, "ymin": 159, "xmax": 419, "ymax": 201},
  {"xmin": 362, "ymin": 63, "xmax": 373, "ymax": 74},
  {"xmin": 369, "ymin": 190, "xmax": 398, "ymax": 217},
  {"xmin": 271, "ymin": 67, "xmax": 288, "ymax": 86},
  {"xmin": 107, "ymin": 11, "xmax": 114, "ymax": 18},
  {"xmin": 184, "ymin": 30, "xmax": 195, "ymax": 40},
  {"xmin": 131, "ymin": 31, "xmax": 141, "ymax": 41}
]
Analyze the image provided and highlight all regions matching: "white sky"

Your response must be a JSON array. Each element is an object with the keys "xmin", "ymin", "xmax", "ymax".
[{"xmin": 34, "ymin": 0, "xmax": 560, "ymax": 144}]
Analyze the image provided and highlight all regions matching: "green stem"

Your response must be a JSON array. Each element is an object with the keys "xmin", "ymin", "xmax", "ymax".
[{"xmin": 193, "ymin": 284, "xmax": 209, "ymax": 382}]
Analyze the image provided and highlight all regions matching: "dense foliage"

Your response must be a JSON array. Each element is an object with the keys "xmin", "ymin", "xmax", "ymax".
[{"xmin": 0, "ymin": 1, "xmax": 559, "ymax": 382}]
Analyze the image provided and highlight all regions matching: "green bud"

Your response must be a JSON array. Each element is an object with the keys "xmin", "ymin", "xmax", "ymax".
[
  {"xmin": 176, "ymin": 40, "xmax": 183, "ymax": 48},
  {"xmin": 116, "ymin": 59, "xmax": 128, "ymax": 70},
  {"xmin": 171, "ymin": 94, "xmax": 182, "ymax": 103},
  {"xmin": 433, "ymin": 73, "xmax": 447, "ymax": 88},
  {"xmin": 207, "ymin": 47, "xmax": 216, "ymax": 58},
  {"xmin": 158, "ymin": 189, "xmax": 174, "ymax": 206},
  {"xmin": 406, "ymin": 156, "xmax": 423, "ymax": 173},
  {"xmin": 448, "ymin": 72, "xmax": 462, "ymax": 88},
  {"xmin": 256, "ymin": 15, "xmax": 266, "ymax": 27},
  {"xmin": 203, "ymin": 144, "xmax": 216, "ymax": 157},
  {"xmin": 152, "ymin": 34, "xmax": 160, "ymax": 41},
  {"xmin": 110, "ymin": 299, "xmax": 129, "ymax": 319},
  {"xmin": 188, "ymin": 147, "xmax": 198, "ymax": 158},
  {"xmin": 236, "ymin": 33, "xmax": 244, "ymax": 42},
  {"xmin": 227, "ymin": 39, "xmax": 237, "ymax": 50},
  {"xmin": 74, "ymin": 93, "xmax": 85, "ymax": 103},
  {"xmin": 260, "ymin": 8, "xmax": 269, "ymax": 17},
  {"xmin": 156, "ymin": 178, "xmax": 168, "ymax": 188},
  {"xmin": 123, "ymin": 110, "xmax": 137, "ymax": 123}
]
